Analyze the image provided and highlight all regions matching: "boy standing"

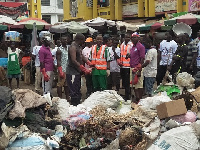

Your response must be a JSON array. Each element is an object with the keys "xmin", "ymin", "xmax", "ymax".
[
  {"xmin": 142, "ymin": 38, "xmax": 157, "ymax": 97},
  {"xmin": 82, "ymin": 37, "xmax": 93, "ymax": 97},
  {"xmin": 56, "ymin": 35, "xmax": 70, "ymax": 100},
  {"xmin": 7, "ymin": 42, "xmax": 21, "ymax": 89},
  {"xmin": 108, "ymin": 38, "xmax": 121, "ymax": 91}
]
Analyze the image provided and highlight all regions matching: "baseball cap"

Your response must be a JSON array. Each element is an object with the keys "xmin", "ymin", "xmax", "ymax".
[
  {"xmin": 132, "ymin": 32, "xmax": 140, "ymax": 37},
  {"xmin": 44, "ymin": 36, "xmax": 51, "ymax": 41},
  {"xmin": 85, "ymin": 37, "xmax": 93, "ymax": 42}
]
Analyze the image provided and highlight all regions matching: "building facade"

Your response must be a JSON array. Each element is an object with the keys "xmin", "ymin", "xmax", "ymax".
[
  {"xmin": 41, "ymin": 0, "xmax": 63, "ymax": 24},
  {"xmin": 63, "ymin": 0, "xmax": 190, "ymax": 21}
]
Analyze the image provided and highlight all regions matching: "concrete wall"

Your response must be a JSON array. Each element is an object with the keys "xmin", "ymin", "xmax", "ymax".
[{"xmin": 41, "ymin": 0, "xmax": 63, "ymax": 24}]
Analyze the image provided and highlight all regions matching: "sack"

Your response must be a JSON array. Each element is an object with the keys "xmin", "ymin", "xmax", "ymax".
[
  {"xmin": 148, "ymin": 125, "xmax": 200, "ymax": 150},
  {"xmin": 0, "ymin": 86, "xmax": 14, "ymax": 122}
]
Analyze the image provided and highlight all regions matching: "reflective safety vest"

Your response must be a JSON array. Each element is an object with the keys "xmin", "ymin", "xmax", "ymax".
[
  {"xmin": 120, "ymin": 43, "xmax": 130, "ymax": 67},
  {"xmin": 91, "ymin": 45, "xmax": 107, "ymax": 70}
]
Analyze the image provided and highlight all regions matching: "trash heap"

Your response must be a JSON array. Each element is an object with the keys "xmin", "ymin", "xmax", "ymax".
[{"xmin": 1, "ymin": 72, "xmax": 200, "ymax": 149}]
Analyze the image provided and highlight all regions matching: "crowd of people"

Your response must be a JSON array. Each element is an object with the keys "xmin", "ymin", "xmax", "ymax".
[{"xmin": 1, "ymin": 30, "xmax": 200, "ymax": 106}]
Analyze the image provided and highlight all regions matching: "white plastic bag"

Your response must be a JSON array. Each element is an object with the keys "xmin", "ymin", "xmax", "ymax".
[
  {"xmin": 176, "ymin": 72, "xmax": 195, "ymax": 87},
  {"xmin": 142, "ymin": 117, "xmax": 160, "ymax": 140},
  {"xmin": 138, "ymin": 94, "xmax": 171, "ymax": 110},
  {"xmin": 82, "ymin": 90, "xmax": 123, "ymax": 109},
  {"xmin": 115, "ymin": 101, "xmax": 132, "ymax": 114},
  {"xmin": 148, "ymin": 125, "xmax": 200, "ymax": 150}
]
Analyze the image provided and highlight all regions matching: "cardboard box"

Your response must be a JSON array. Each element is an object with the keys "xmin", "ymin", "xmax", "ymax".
[
  {"xmin": 191, "ymin": 87, "xmax": 200, "ymax": 102},
  {"xmin": 156, "ymin": 99, "xmax": 187, "ymax": 119}
]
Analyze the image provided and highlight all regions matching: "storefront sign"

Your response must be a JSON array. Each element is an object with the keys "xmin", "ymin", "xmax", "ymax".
[
  {"xmin": 155, "ymin": 0, "xmax": 177, "ymax": 12},
  {"xmin": 189, "ymin": 0, "xmax": 200, "ymax": 11}
]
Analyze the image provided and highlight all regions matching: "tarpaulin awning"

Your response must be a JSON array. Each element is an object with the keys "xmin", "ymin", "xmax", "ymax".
[
  {"xmin": 0, "ymin": 15, "xmax": 16, "ymax": 25},
  {"xmin": 116, "ymin": 21, "xmax": 139, "ymax": 31},
  {"xmin": 177, "ymin": 14, "xmax": 197, "ymax": 25},
  {"xmin": 160, "ymin": 25, "xmax": 172, "ymax": 31},
  {"xmin": 83, "ymin": 17, "xmax": 115, "ymax": 27},
  {"xmin": 0, "ymin": 25, "xmax": 7, "ymax": 30},
  {"xmin": 49, "ymin": 21, "xmax": 97, "ymax": 34},
  {"xmin": 0, "ymin": 2, "xmax": 27, "ymax": 19},
  {"xmin": 11, "ymin": 18, "xmax": 51, "ymax": 30},
  {"xmin": 164, "ymin": 13, "xmax": 200, "ymax": 25},
  {"xmin": 151, "ymin": 22, "xmax": 163, "ymax": 30},
  {"xmin": 139, "ymin": 22, "xmax": 163, "ymax": 31}
]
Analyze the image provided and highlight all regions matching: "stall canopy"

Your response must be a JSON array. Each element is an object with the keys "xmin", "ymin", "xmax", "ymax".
[
  {"xmin": 49, "ymin": 21, "xmax": 97, "ymax": 34},
  {"xmin": 0, "ymin": 15, "xmax": 16, "ymax": 25},
  {"xmin": 0, "ymin": 15, "xmax": 17, "ymax": 31},
  {"xmin": 11, "ymin": 18, "xmax": 51, "ymax": 30},
  {"xmin": 0, "ymin": 2, "xmax": 27, "ymax": 19},
  {"xmin": 164, "ymin": 13, "xmax": 200, "ymax": 26},
  {"xmin": 116, "ymin": 21, "xmax": 143, "ymax": 31},
  {"xmin": 139, "ymin": 22, "xmax": 163, "ymax": 31},
  {"xmin": 83, "ymin": 17, "xmax": 115, "ymax": 27}
]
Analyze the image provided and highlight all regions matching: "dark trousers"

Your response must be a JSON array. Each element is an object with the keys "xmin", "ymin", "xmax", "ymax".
[
  {"xmin": 66, "ymin": 74, "xmax": 81, "ymax": 106},
  {"xmin": 85, "ymin": 74, "xmax": 93, "ymax": 96},
  {"xmin": 107, "ymin": 72, "xmax": 120, "ymax": 91},
  {"xmin": 120, "ymin": 68, "xmax": 130, "ymax": 100},
  {"xmin": 156, "ymin": 65, "xmax": 167, "ymax": 86}
]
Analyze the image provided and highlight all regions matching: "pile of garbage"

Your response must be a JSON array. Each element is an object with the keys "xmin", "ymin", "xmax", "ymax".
[{"xmin": 1, "ymin": 72, "xmax": 200, "ymax": 149}]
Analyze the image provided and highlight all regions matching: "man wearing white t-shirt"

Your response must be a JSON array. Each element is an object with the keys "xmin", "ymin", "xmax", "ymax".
[
  {"xmin": 108, "ymin": 39, "xmax": 121, "ymax": 91},
  {"xmin": 82, "ymin": 37, "xmax": 93, "ymax": 97},
  {"xmin": 32, "ymin": 39, "xmax": 42, "ymax": 92},
  {"xmin": 157, "ymin": 32, "xmax": 178, "ymax": 85}
]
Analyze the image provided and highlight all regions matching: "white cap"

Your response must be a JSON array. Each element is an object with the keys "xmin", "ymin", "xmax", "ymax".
[{"xmin": 44, "ymin": 36, "xmax": 51, "ymax": 41}]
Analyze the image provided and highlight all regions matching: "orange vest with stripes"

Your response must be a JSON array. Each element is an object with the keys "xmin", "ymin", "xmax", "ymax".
[
  {"xmin": 91, "ymin": 45, "xmax": 107, "ymax": 70},
  {"xmin": 120, "ymin": 43, "xmax": 130, "ymax": 67}
]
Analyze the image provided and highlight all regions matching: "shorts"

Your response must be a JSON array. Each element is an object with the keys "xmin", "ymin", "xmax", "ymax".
[
  {"xmin": 57, "ymin": 73, "xmax": 68, "ymax": 87},
  {"xmin": 7, "ymin": 73, "xmax": 20, "ymax": 79},
  {"xmin": 145, "ymin": 77, "xmax": 156, "ymax": 95},
  {"xmin": 132, "ymin": 69, "xmax": 144, "ymax": 89}
]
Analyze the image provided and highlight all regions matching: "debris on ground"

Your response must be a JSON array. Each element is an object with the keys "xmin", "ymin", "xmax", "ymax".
[{"xmin": 0, "ymin": 86, "xmax": 200, "ymax": 149}]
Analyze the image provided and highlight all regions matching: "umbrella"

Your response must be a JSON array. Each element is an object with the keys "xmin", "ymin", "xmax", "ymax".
[
  {"xmin": 11, "ymin": 18, "xmax": 51, "ymax": 30},
  {"xmin": 0, "ymin": 15, "xmax": 16, "ymax": 25},
  {"xmin": 49, "ymin": 21, "xmax": 98, "ymax": 34},
  {"xmin": 164, "ymin": 13, "xmax": 200, "ymax": 26},
  {"xmin": 172, "ymin": 23, "xmax": 192, "ymax": 37},
  {"xmin": 83, "ymin": 17, "xmax": 115, "ymax": 27},
  {"xmin": 139, "ymin": 22, "xmax": 163, "ymax": 31},
  {"xmin": 116, "ymin": 21, "xmax": 139, "ymax": 31}
]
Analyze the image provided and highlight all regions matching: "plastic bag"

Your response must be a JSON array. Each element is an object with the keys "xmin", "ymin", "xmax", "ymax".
[
  {"xmin": 138, "ymin": 94, "xmax": 171, "ymax": 110},
  {"xmin": 115, "ymin": 101, "xmax": 132, "ymax": 114},
  {"xmin": 148, "ymin": 125, "xmax": 200, "ymax": 150},
  {"xmin": 176, "ymin": 72, "xmax": 195, "ymax": 87},
  {"xmin": 171, "ymin": 111, "xmax": 197, "ymax": 124},
  {"xmin": 82, "ymin": 90, "xmax": 123, "ymax": 109},
  {"xmin": 142, "ymin": 117, "xmax": 160, "ymax": 140}
]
